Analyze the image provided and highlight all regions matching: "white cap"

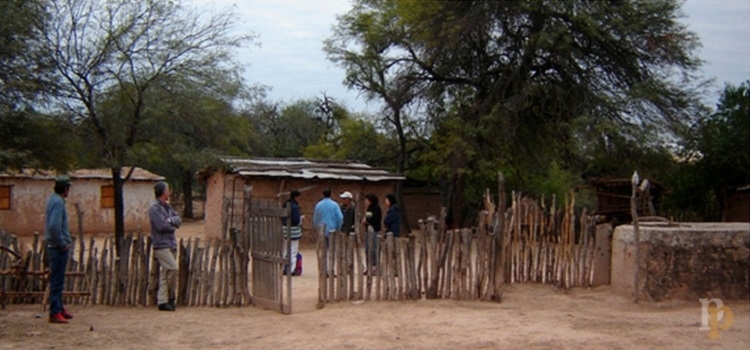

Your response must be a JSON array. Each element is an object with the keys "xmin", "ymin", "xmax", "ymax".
[{"xmin": 340, "ymin": 191, "xmax": 353, "ymax": 199}]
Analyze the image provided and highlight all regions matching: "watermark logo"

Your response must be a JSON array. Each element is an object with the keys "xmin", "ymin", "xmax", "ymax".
[{"xmin": 699, "ymin": 298, "xmax": 734, "ymax": 339}]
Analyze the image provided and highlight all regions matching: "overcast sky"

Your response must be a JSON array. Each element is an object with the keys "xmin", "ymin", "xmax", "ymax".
[{"xmin": 201, "ymin": 0, "xmax": 750, "ymax": 112}]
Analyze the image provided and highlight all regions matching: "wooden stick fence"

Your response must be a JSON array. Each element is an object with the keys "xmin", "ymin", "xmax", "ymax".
[
  {"xmin": 316, "ymin": 191, "xmax": 601, "ymax": 304},
  {"xmin": 0, "ymin": 229, "xmax": 251, "ymax": 308}
]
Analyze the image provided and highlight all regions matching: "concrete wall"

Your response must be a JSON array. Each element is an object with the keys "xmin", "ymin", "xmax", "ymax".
[
  {"xmin": 612, "ymin": 223, "xmax": 750, "ymax": 301},
  {"xmin": 203, "ymin": 171, "xmax": 398, "ymax": 241},
  {"xmin": 0, "ymin": 177, "xmax": 157, "ymax": 236}
]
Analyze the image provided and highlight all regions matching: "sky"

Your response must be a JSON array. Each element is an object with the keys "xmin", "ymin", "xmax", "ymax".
[{"xmin": 200, "ymin": 0, "xmax": 750, "ymax": 112}]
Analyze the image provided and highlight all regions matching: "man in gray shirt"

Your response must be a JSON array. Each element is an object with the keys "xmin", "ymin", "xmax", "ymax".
[{"xmin": 149, "ymin": 181, "xmax": 181, "ymax": 311}]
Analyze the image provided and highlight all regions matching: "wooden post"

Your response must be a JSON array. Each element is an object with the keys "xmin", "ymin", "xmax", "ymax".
[
  {"xmin": 338, "ymin": 231, "xmax": 346, "ymax": 301},
  {"xmin": 316, "ymin": 226, "xmax": 326, "ymax": 309},
  {"xmin": 493, "ymin": 171, "xmax": 506, "ymax": 301},
  {"xmin": 178, "ymin": 238, "xmax": 190, "ymax": 306},
  {"xmin": 427, "ymin": 218, "xmax": 439, "ymax": 299},
  {"xmin": 631, "ymin": 171, "xmax": 641, "ymax": 303},
  {"xmin": 365, "ymin": 226, "xmax": 373, "ymax": 301},
  {"xmin": 328, "ymin": 230, "xmax": 335, "ymax": 302},
  {"xmin": 375, "ymin": 232, "xmax": 382, "ymax": 301},
  {"xmin": 140, "ymin": 236, "xmax": 150, "ymax": 305},
  {"xmin": 206, "ymin": 239, "xmax": 219, "ymax": 307}
]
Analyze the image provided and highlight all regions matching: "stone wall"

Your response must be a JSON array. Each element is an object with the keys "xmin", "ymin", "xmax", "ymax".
[{"xmin": 612, "ymin": 223, "xmax": 750, "ymax": 302}]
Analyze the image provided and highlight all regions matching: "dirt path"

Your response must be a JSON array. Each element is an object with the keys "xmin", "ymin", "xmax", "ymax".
[{"xmin": 2, "ymin": 221, "xmax": 748, "ymax": 349}]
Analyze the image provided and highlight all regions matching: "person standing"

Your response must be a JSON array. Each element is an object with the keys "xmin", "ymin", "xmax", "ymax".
[
  {"xmin": 313, "ymin": 189, "xmax": 343, "ymax": 275},
  {"xmin": 339, "ymin": 191, "xmax": 356, "ymax": 235},
  {"xmin": 149, "ymin": 181, "xmax": 181, "ymax": 311},
  {"xmin": 45, "ymin": 175, "xmax": 74, "ymax": 323},
  {"xmin": 282, "ymin": 190, "xmax": 303, "ymax": 275},
  {"xmin": 383, "ymin": 193, "xmax": 401, "ymax": 277},
  {"xmin": 361, "ymin": 193, "xmax": 382, "ymax": 274},
  {"xmin": 384, "ymin": 193, "xmax": 401, "ymax": 238}
]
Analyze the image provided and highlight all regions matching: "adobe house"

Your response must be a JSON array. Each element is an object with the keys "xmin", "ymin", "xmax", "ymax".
[
  {"xmin": 0, "ymin": 168, "xmax": 164, "ymax": 236},
  {"xmin": 199, "ymin": 157, "xmax": 405, "ymax": 241}
]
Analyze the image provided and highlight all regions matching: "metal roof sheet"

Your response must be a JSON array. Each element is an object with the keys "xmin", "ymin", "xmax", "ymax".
[
  {"xmin": 0, "ymin": 167, "xmax": 164, "ymax": 181},
  {"xmin": 222, "ymin": 157, "xmax": 404, "ymax": 182}
]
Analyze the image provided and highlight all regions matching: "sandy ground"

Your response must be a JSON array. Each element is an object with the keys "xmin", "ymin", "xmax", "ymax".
[{"xmin": 1, "ymin": 221, "xmax": 748, "ymax": 349}]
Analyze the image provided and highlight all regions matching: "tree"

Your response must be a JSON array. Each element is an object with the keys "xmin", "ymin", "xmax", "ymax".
[
  {"xmin": 329, "ymin": 0, "xmax": 704, "ymax": 225},
  {"xmin": 303, "ymin": 113, "xmax": 397, "ymax": 166},
  {"xmin": 0, "ymin": 0, "xmax": 66, "ymax": 170},
  {"xmin": 39, "ymin": 0, "xmax": 253, "ymax": 297},
  {"xmin": 325, "ymin": 5, "xmax": 426, "ymax": 231},
  {"xmin": 245, "ymin": 98, "xmax": 339, "ymax": 158},
  {"xmin": 130, "ymin": 73, "xmax": 256, "ymax": 218},
  {"xmin": 672, "ymin": 81, "xmax": 750, "ymax": 220}
]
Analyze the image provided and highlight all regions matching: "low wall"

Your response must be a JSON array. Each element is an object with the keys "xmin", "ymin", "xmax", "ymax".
[{"xmin": 612, "ymin": 222, "xmax": 750, "ymax": 302}]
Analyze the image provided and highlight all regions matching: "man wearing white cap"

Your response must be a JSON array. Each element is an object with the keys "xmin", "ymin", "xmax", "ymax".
[{"xmin": 339, "ymin": 191, "xmax": 356, "ymax": 236}]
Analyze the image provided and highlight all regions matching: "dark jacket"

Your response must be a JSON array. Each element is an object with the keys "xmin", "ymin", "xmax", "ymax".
[
  {"xmin": 282, "ymin": 199, "xmax": 303, "ymax": 240},
  {"xmin": 282, "ymin": 199, "xmax": 301, "ymax": 226},
  {"xmin": 384, "ymin": 204, "xmax": 400, "ymax": 237},
  {"xmin": 365, "ymin": 203, "xmax": 382, "ymax": 233},
  {"xmin": 341, "ymin": 203, "xmax": 356, "ymax": 234}
]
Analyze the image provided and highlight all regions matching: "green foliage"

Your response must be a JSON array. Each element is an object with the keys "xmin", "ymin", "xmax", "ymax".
[
  {"xmin": 34, "ymin": 0, "xmax": 254, "ymax": 240},
  {"xmin": 329, "ymin": 0, "xmax": 705, "ymax": 224},
  {"xmin": 126, "ymin": 74, "xmax": 255, "ymax": 199},
  {"xmin": 0, "ymin": 111, "xmax": 77, "ymax": 171},
  {"xmin": 303, "ymin": 115, "xmax": 396, "ymax": 166},
  {"xmin": 245, "ymin": 98, "xmax": 340, "ymax": 158},
  {"xmin": 666, "ymin": 81, "xmax": 750, "ymax": 220},
  {"xmin": 0, "ymin": 0, "xmax": 49, "ymax": 108},
  {"xmin": 695, "ymin": 81, "xmax": 750, "ymax": 189},
  {"xmin": 0, "ymin": 0, "xmax": 60, "ymax": 170}
]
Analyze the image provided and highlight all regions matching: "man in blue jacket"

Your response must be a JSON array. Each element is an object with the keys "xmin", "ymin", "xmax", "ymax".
[
  {"xmin": 45, "ymin": 175, "xmax": 74, "ymax": 323},
  {"xmin": 149, "ymin": 181, "xmax": 182, "ymax": 311},
  {"xmin": 313, "ymin": 189, "xmax": 343, "ymax": 276}
]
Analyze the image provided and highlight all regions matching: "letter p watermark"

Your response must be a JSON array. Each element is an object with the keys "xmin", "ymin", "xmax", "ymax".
[{"xmin": 699, "ymin": 298, "xmax": 734, "ymax": 339}]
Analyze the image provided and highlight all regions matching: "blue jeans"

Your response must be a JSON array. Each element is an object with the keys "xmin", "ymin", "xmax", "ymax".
[
  {"xmin": 48, "ymin": 246, "xmax": 69, "ymax": 315},
  {"xmin": 365, "ymin": 231, "xmax": 379, "ymax": 267}
]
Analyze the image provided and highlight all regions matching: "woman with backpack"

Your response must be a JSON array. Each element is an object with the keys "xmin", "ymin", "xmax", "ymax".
[{"xmin": 282, "ymin": 190, "xmax": 303, "ymax": 275}]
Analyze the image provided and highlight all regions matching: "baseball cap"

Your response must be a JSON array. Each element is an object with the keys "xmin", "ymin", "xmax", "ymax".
[
  {"xmin": 340, "ymin": 191, "xmax": 353, "ymax": 199},
  {"xmin": 55, "ymin": 175, "xmax": 72, "ymax": 186}
]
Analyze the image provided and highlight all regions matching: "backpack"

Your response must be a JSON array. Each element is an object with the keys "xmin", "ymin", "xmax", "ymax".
[
  {"xmin": 283, "ymin": 252, "xmax": 303, "ymax": 276},
  {"xmin": 294, "ymin": 252, "xmax": 302, "ymax": 276}
]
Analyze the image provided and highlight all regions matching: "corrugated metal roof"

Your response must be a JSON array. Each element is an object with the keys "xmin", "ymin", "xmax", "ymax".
[
  {"xmin": 221, "ymin": 156, "xmax": 404, "ymax": 182},
  {"xmin": 0, "ymin": 167, "xmax": 164, "ymax": 181}
]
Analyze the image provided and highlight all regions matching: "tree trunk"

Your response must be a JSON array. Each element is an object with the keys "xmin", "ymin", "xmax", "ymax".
[
  {"xmin": 182, "ymin": 169, "xmax": 194, "ymax": 219},
  {"xmin": 392, "ymin": 109, "xmax": 411, "ymax": 234},
  {"xmin": 112, "ymin": 167, "xmax": 127, "ymax": 297},
  {"xmin": 448, "ymin": 150, "xmax": 468, "ymax": 228}
]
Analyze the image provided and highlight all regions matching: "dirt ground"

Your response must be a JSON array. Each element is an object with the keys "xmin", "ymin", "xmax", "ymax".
[{"xmin": 1, "ymin": 221, "xmax": 748, "ymax": 349}]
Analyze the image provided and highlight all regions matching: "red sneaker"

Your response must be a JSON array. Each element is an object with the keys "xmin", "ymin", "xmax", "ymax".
[
  {"xmin": 49, "ymin": 313, "xmax": 69, "ymax": 324},
  {"xmin": 62, "ymin": 309, "xmax": 74, "ymax": 319}
]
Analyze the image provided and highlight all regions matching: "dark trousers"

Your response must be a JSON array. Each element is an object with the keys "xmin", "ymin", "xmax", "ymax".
[{"xmin": 48, "ymin": 246, "xmax": 69, "ymax": 315}]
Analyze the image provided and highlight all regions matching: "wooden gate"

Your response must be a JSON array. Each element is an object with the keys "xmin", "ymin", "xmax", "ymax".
[{"xmin": 247, "ymin": 195, "xmax": 292, "ymax": 314}]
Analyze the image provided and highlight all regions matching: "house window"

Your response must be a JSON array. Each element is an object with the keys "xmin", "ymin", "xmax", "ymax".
[
  {"xmin": 101, "ymin": 185, "xmax": 115, "ymax": 208},
  {"xmin": 0, "ymin": 186, "xmax": 10, "ymax": 210}
]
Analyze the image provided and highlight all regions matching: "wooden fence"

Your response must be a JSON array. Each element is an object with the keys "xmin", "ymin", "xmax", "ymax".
[
  {"xmin": 316, "ymin": 191, "xmax": 602, "ymax": 305},
  {"xmin": 0, "ymin": 229, "xmax": 251, "ymax": 309},
  {"xmin": 3, "ymin": 191, "xmax": 605, "ymax": 308}
]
